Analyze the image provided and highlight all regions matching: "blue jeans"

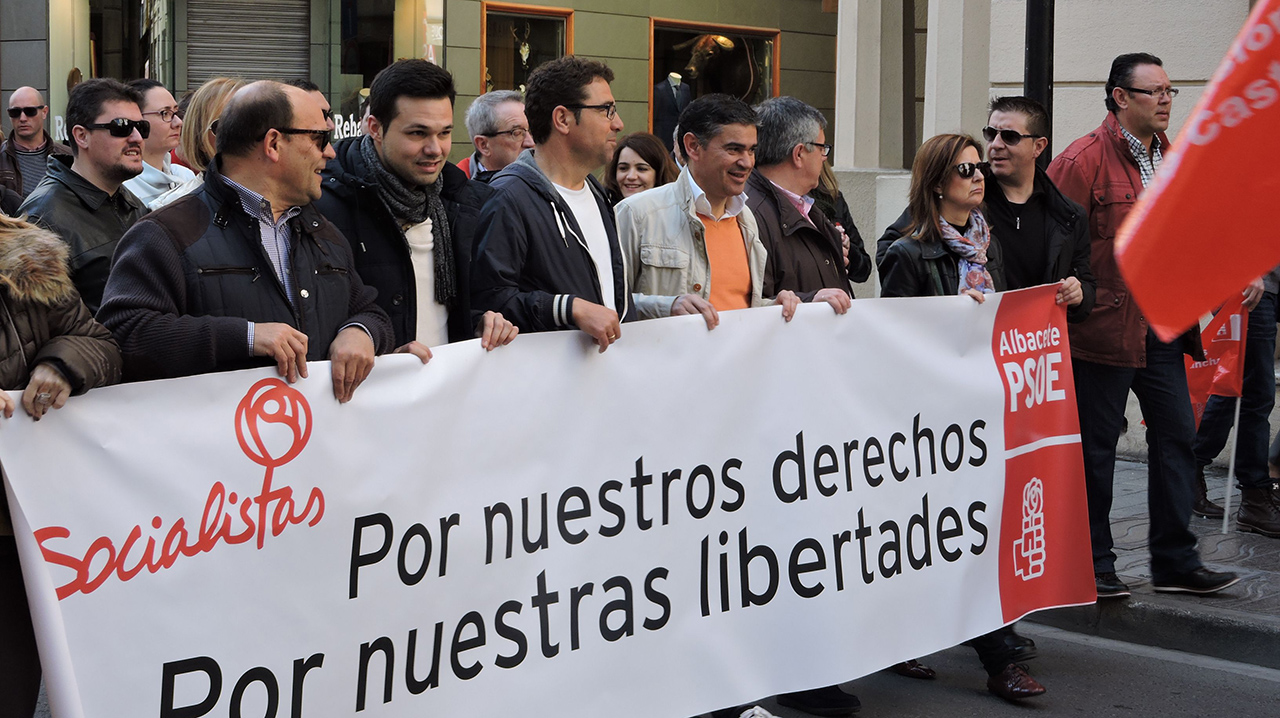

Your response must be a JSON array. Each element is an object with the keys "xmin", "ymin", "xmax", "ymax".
[
  {"xmin": 1074, "ymin": 332, "xmax": 1202, "ymax": 579},
  {"xmin": 1195, "ymin": 291, "xmax": 1278, "ymax": 490}
]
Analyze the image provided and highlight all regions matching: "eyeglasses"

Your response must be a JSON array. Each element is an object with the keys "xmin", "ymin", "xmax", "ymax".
[
  {"xmin": 954, "ymin": 161, "xmax": 990, "ymax": 179},
  {"xmin": 1123, "ymin": 86, "xmax": 1179, "ymax": 100},
  {"xmin": 483, "ymin": 127, "xmax": 529, "ymax": 141},
  {"xmin": 272, "ymin": 127, "xmax": 333, "ymax": 151},
  {"xmin": 82, "ymin": 118, "xmax": 150, "ymax": 139},
  {"xmin": 142, "ymin": 108, "xmax": 184, "ymax": 124},
  {"xmin": 982, "ymin": 126, "xmax": 1041, "ymax": 145},
  {"xmin": 7, "ymin": 105, "xmax": 45, "ymax": 119},
  {"xmin": 563, "ymin": 103, "xmax": 618, "ymax": 120},
  {"xmin": 804, "ymin": 141, "xmax": 833, "ymax": 157}
]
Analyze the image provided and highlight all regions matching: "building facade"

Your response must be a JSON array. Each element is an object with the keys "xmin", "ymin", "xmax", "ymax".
[{"xmin": 1, "ymin": 0, "xmax": 840, "ymax": 158}]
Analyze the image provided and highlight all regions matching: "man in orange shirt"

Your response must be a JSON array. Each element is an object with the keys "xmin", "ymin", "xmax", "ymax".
[{"xmin": 617, "ymin": 94, "xmax": 844, "ymax": 328}]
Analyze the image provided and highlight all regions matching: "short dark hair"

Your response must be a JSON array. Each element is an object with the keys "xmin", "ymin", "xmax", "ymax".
[
  {"xmin": 524, "ymin": 55, "xmax": 614, "ymax": 144},
  {"xmin": 368, "ymin": 59, "xmax": 456, "ymax": 130},
  {"xmin": 1105, "ymin": 52, "xmax": 1163, "ymax": 112},
  {"xmin": 987, "ymin": 95, "xmax": 1050, "ymax": 139},
  {"xmin": 126, "ymin": 78, "xmax": 165, "ymax": 97},
  {"xmin": 66, "ymin": 79, "xmax": 144, "ymax": 156},
  {"xmin": 677, "ymin": 94, "xmax": 756, "ymax": 153},
  {"xmin": 215, "ymin": 81, "xmax": 294, "ymax": 158},
  {"xmin": 283, "ymin": 78, "xmax": 322, "ymax": 94}
]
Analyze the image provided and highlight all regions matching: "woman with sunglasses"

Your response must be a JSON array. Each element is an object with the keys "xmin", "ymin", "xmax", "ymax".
[
  {"xmin": 122, "ymin": 79, "xmax": 196, "ymax": 209},
  {"xmin": 878, "ymin": 134, "xmax": 1047, "ymax": 702},
  {"xmin": 879, "ymin": 133, "xmax": 1004, "ymax": 301}
]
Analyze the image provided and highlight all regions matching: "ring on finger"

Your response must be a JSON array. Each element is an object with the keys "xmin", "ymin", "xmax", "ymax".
[{"xmin": 35, "ymin": 392, "xmax": 52, "ymax": 404}]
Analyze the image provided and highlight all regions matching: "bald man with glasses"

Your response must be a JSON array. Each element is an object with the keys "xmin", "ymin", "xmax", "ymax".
[
  {"xmin": 99, "ymin": 81, "xmax": 394, "ymax": 402},
  {"xmin": 1, "ymin": 86, "xmax": 71, "ymax": 199}
]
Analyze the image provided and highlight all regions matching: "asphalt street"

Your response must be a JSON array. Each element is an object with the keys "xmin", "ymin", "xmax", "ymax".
[{"xmin": 720, "ymin": 624, "xmax": 1280, "ymax": 718}]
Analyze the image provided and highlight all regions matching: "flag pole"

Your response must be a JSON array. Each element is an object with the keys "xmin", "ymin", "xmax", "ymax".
[{"xmin": 1222, "ymin": 396, "xmax": 1242, "ymax": 534}]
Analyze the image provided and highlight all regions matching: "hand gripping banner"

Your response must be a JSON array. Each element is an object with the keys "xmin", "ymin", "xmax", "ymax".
[{"xmin": 1, "ymin": 287, "xmax": 1093, "ymax": 718}]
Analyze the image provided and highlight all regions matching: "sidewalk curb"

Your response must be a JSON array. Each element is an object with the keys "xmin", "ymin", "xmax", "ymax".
[{"xmin": 1025, "ymin": 594, "xmax": 1280, "ymax": 670}]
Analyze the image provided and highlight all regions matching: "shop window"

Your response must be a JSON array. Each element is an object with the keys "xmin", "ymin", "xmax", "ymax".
[
  {"xmin": 650, "ymin": 21, "xmax": 779, "ymax": 152},
  {"xmin": 482, "ymin": 3, "xmax": 573, "ymax": 93},
  {"xmin": 341, "ymin": 0, "xmax": 396, "ymax": 88}
]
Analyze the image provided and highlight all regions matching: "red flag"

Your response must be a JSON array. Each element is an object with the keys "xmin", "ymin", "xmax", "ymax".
[
  {"xmin": 1115, "ymin": 0, "xmax": 1280, "ymax": 341},
  {"xmin": 1186, "ymin": 294, "xmax": 1249, "ymax": 428}
]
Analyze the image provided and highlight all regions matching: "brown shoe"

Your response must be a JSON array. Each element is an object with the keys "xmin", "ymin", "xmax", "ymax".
[
  {"xmin": 1194, "ymin": 466, "xmax": 1225, "ymax": 519},
  {"xmin": 986, "ymin": 663, "xmax": 1046, "ymax": 701},
  {"xmin": 1238, "ymin": 483, "xmax": 1280, "ymax": 538}
]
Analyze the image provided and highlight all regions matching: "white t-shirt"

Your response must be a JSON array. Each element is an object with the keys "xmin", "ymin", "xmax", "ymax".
[
  {"xmin": 552, "ymin": 181, "xmax": 616, "ymax": 311},
  {"xmin": 404, "ymin": 218, "xmax": 450, "ymax": 347}
]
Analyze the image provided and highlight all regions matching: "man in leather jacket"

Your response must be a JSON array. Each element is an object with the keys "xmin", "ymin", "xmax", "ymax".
[{"xmin": 19, "ymin": 79, "xmax": 147, "ymax": 313}]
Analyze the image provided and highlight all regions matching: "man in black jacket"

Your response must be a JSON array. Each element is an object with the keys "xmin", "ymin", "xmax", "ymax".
[
  {"xmin": 316, "ymin": 59, "xmax": 517, "ymax": 353},
  {"xmin": 19, "ymin": 79, "xmax": 147, "ymax": 313},
  {"xmin": 471, "ymin": 56, "xmax": 635, "ymax": 352},
  {"xmin": 981, "ymin": 96, "xmax": 1094, "ymax": 319},
  {"xmin": 875, "ymin": 97, "xmax": 1094, "ymax": 322},
  {"xmin": 99, "ymin": 81, "xmax": 394, "ymax": 402}
]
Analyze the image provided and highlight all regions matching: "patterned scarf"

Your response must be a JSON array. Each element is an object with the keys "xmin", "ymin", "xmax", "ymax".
[
  {"xmin": 359, "ymin": 134, "xmax": 455, "ymax": 306},
  {"xmin": 938, "ymin": 210, "xmax": 995, "ymax": 295}
]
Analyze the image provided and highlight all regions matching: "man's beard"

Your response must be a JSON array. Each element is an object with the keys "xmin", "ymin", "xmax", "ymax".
[{"xmin": 104, "ymin": 157, "xmax": 144, "ymax": 184}]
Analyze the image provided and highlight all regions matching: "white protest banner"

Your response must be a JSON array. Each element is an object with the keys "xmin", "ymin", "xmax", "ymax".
[{"xmin": 1, "ymin": 285, "xmax": 1094, "ymax": 718}]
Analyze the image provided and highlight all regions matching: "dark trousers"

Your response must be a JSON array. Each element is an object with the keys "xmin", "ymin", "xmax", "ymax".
[
  {"xmin": 1074, "ymin": 332, "xmax": 1202, "ymax": 580},
  {"xmin": 1195, "ymin": 291, "xmax": 1278, "ymax": 490},
  {"xmin": 1, "ymin": 537, "xmax": 40, "ymax": 718},
  {"xmin": 965, "ymin": 626, "xmax": 1018, "ymax": 676}
]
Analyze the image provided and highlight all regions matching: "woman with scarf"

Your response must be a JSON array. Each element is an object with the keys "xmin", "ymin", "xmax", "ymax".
[
  {"xmin": 878, "ymin": 134, "xmax": 1046, "ymax": 703},
  {"xmin": 879, "ymin": 133, "xmax": 1004, "ymax": 301}
]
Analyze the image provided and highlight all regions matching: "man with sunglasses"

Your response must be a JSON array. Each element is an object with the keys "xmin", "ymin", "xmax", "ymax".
[
  {"xmin": 1, "ymin": 86, "xmax": 71, "ymax": 199},
  {"xmin": 316, "ymin": 59, "xmax": 517, "ymax": 353},
  {"xmin": 460, "ymin": 90, "xmax": 535, "ymax": 183},
  {"xmin": 981, "ymin": 96, "xmax": 1094, "ymax": 320},
  {"xmin": 746, "ymin": 96, "xmax": 859, "ymax": 310},
  {"xmin": 99, "ymin": 81, "xmax": 395, "ymax": 403},
  {"xmin": 19, "ymin": 79, "xmax": 147, "ymax": 313},
  {"xmin": 471, "ymin": 55, "xmax": 635, "ymax": 351},
  {"xmin": 1048, "ymin": 53, "xmax": 1239, "ymax": 598}
]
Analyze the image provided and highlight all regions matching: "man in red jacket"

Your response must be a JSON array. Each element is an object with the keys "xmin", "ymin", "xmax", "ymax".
[{"xmin": 1047, "ymin": 53, "xmax": 1238, "ymax": 599}]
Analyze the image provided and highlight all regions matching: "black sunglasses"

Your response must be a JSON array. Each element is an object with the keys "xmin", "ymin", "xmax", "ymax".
[
  {"xmin": 7, "ymin": 105, "xmax": 45, "ymax": 118},
  {"xmin": 82, "ymin": 118, "xmax": 150, "ymax": 139},
  {"xmin": 982, "ymin": 126, "xmax": 1040, "ymax": 145},
  {"xmin": 955, "ymin": 161, "xmax": 990, "ymax": 179},
  {"xmin": 273, "ymin": 127, "xmax": 333, "ymax": 151}
]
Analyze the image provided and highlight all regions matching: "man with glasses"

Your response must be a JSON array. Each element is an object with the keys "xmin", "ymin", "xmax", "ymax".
[
  {"xmin": 982, "ymin": 96, "xmax": 1093, "ymax": 319},
  {"xmin": 1048, "ymin": 53, "xmax": 1240, "ymax": 597},
  {"xmin": 746, "ymin": 96, "xmax": 855, "ymax": 309},
  {"xmin": 460, "ymin": 90, "xmax": 535, "ymax": 183},
  {"xmin": 471, "ymin": 55, "xmax": 635, "ymax": 350},
  {"xmin": 316, "ymin": 59, "xmax": 517, "ymax": 353},
  {"xmin": 122, "ymin": 79, "xmax": 196, "ymax": 209},
  {"xmin": 99, "ymin": 81, "xmax": 394, "ymax": 403},
  {"xmin": 19, "ymin": 79, "xmax": 147, "ymax": 312},
  {"xmin": 1, "ymin": 86, "xmax": 71, "ymax": 199}
]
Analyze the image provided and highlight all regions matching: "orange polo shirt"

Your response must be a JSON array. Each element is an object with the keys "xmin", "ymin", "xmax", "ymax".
[{"xmin": 699, "ymin": 215, "xmax": 751, "ymax": 310}]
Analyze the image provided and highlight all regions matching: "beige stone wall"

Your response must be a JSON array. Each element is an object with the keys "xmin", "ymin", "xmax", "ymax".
[{"xmin": 988, "ymin": 0, "xmax": 1251, "ymax": 156}]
